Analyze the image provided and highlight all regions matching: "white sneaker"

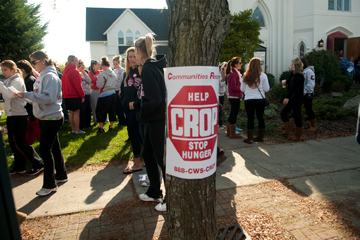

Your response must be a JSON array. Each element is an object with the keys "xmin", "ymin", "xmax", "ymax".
[
  {"xmin": 55, "ymin": 179, "xmax": 68, "ymax": 184},
  {"xmin": 155, "ymin": 203, "xmax": 167, "ymax": 212},
  {"xmin": 139, "ymin": 193, "xmax": 162, "ymax": 202},
  {"xmin": 36, "ymin": 187, "xmax": 58, "ymax": 196},
  {"xmin": 219, "ymin": 125, "xmax": 225, "ymax": 129},
  {"xmin": 141, "ymin": 179, "xmax": 150, "ymax": 187}
]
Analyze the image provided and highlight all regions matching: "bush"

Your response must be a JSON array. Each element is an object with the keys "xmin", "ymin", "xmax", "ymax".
[
  {"xmin": 267, "ymin": 83, "xmax": 287, "ymax": 103},
  {"xmin": 279, "ymin": 70, "xmax": 292, "ymax": 83},
  {"xmin": 331, "ymin": 80, "xmax": 345, "ymax": 92},
  {"xmin": 312, "ymin": 104, "xmax": 353, "ymax": 120},
  {"xmin": 264, "ymin": 104, "xmax": 278, "ymax": 119},
  {"xmin": 266, "ymin": 72, "xmax": 276, "ymax": 88},
  {"xmin": 337, "ymin": 74, "xmax": 353, "ymax": 92},
  {"xmin": 305, "ymin": 49, "xmax": 340, "ymax": 91}
]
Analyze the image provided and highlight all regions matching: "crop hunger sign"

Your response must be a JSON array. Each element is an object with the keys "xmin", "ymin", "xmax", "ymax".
[{"xmin": 165, "ymin": 66, "xmax": 220, "ymax": 179}]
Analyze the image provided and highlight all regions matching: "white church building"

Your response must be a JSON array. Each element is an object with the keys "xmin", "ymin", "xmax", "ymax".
[{"xmin": 86, "ymin": 0, "xmax": 360, "ymax": 78}]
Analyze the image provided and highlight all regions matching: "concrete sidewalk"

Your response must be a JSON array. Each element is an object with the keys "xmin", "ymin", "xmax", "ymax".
[{"xmin": 11, "ymin": 131, "xmax": 360, "ymax": 219}]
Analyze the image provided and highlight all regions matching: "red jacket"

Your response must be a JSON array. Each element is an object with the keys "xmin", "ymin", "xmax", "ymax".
[
  {"xmin": 89, "ymin": 70, "xmax": 102, "ymax": 90},
  {"xmin": 227, "ymin": 68, "xmax": 242, "ymax": 98},
  {"xmin": 61, "ymin": 64, "xmax": 85, "ymax": 99}
]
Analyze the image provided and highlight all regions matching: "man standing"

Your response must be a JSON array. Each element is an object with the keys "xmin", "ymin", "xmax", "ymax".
[{"xmin": 62, "ymin": 55, "xmax": 85, "ymax": 134}]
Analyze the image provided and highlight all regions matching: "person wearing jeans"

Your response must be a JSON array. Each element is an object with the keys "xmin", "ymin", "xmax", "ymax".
[
  {"xmin": 17, "ymin": 50, "xmax": 67, "ymax": 196},
  {"xmin": 226, "ymin": 57, "xmax": 243, "ymax": 139},
  {"xmin": 241, "ymin": 57, "xmax": 270, "ymax": 144}
]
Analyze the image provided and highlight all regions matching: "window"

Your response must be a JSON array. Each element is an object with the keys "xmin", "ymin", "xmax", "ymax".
[
  {"xmin": 135, "ymin": 31, "xmax": 141, "ymax": 40},
  {"xmin": 299, "ymin": 42, "xmax": 305, "ymax": 59},
  {"xmin": 126, "ymin": 30, "xmax": 133, "ymax": 45},
  {"xmin": 118, "ymin": 31, "xmax": 124, "ymax": 45},
  {"xmin": 328, "ymin": 0, "xmax": 351, "ymax": 11},
  {"xmin": 252, "ymin": 7, "xmax": 265, "ymax": 27}
]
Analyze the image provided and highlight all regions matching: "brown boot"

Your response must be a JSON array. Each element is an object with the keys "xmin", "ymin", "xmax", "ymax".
[
  {"xmin": 308, "ymin": 119, "xmax": 317, "ymax": 132},
  {"xmin": 290, "ymin": 118, "xmax": 295, "ymax": 129},
  {"xmin": 243, "ymin": 129, "xmax": 254, "ymax": 144},
  {"xmin": 288, "ymin": 127, "xmax": 303, "ymax": 141},
  {"xmin": 17, "ymin": 211, "xmax": 27, "ymax": 224},
  {"xmin": 226, "ymin": 122, "xmax": 230, "ymax": 137},
  {"xmin": 229, "ymin": 124, "xmax": 242, "ymax": 139},
  {"xmin": 280, "ymin": 122, "xmax": 291, "ymax": 137},
  {"xmin": 253, "ymin": 128, "xmax": 265, "ymax": 142}
]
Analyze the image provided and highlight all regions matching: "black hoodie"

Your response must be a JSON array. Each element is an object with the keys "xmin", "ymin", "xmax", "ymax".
[
  {"xmin": 139, "ymin": 55, "xmax": 167, "ymax": 122},
  {"xmin": 285, "ymin": 72, "xmax": 305, "ymax": 103}
]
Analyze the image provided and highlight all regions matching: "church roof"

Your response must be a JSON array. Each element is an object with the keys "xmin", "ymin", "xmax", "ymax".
[{"xmin": 86, "ymin": 8, "xmax": 169, "ymax": 41}]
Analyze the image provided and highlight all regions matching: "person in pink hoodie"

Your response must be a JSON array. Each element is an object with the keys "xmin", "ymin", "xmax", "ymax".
[
  {"xmin": 226, "ymin": 57, "xmax": 243, "ymax": 139},
  {"xmin": 61, "ymin": 55, "xmax": 85, "ymax": 134}
]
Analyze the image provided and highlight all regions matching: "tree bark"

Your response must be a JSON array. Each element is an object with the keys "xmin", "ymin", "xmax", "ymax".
[{"xmin": 166, "ymin": 1, "xmax": 230, "ymax": 239}]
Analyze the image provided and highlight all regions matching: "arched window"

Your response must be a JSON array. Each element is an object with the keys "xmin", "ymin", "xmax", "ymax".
[
  {"xmin": 299, "ymin": 42, "xmax": 305, "ymax": 58},
  {"xmin": 126, "ymin": 30, "xmax": 133, "ymax": 45},
  {"xmin": 118, "ymin": 31, "xmax": 124, "ymax": 45},
  {"xmin": 252, "ymin": 7, "xmax": 265, "ymax": 27},
  {"xmin": 135, "ymin": 31, "xmax": 141, "ymax": 40}
]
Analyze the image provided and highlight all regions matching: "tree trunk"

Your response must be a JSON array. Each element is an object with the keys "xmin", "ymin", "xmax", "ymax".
[{"xmin": 166, "ymin": 1, "xmax": 230, "ymax": 239}]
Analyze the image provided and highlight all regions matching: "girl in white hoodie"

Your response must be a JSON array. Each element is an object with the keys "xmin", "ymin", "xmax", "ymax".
[{"xmin": 0, "ymin": 60, "xmax": 43, "ymax": 175}]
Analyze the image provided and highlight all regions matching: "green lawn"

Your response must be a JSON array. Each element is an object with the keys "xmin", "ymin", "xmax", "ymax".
[{"xmin": 1, "ymin": 116, "xmax": 133, "ymax": 170}]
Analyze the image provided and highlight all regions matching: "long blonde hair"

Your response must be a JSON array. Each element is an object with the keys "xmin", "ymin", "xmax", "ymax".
[
  {"xmin": 125, "ymin": 47, "xmax": 135, "ymax": 79},
  {"xmin": 292, "ymin": 58, "xmax": 304, "ymax": 74},
  {"xmin": 134, "ymin": 33, "xmax": 155, "ymax": 61}
]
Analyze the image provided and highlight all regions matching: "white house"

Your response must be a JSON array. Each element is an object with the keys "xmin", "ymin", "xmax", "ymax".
[
  {"xmin": 86, "ymin": 1, "xmax": 360, "ymax": 77},
  {"xmin": 86, "ymin": 8, "xmax": 168, "ymax": 67}
]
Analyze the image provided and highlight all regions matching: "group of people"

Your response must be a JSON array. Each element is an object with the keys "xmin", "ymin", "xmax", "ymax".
[
  {"xmin": 218, "ymin": 56, "xmax": 316, "ymax": 143},
  {"xmin": 337, "ymin": 51, "xmax": 360, "ymax": 83},
  {"xmin": 1, "ymin": 33, "xmax": 168, "ymax": 212}
]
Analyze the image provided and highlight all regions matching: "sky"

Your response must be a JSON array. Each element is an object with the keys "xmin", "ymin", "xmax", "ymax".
[{"xmin": 27, "ymin": 0, "xmax": 168, "ymax": 65}]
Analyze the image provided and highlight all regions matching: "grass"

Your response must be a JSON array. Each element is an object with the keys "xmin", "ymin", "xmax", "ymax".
[{"xmin": 1, "ymin": 115, "xmax": 133, "ymax": 170}]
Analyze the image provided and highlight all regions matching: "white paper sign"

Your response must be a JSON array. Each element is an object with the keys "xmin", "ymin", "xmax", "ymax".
[{"xmin": 165, "ymin": 66, "xmax": 220, "ymax": 179}]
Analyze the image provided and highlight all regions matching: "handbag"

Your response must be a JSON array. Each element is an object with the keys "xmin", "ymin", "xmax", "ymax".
[{"xmin": 256, "ymin": 82, "xmax": 269, "ymax": 107}]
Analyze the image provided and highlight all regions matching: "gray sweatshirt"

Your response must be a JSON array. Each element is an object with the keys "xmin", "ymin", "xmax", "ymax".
[
  {"xmin": 24, "ymin": 65, "xmax": 63, "ymax": 120},
  {"xmin": 303, "ymin": 66, "xmax": 315, "ymax": 94},
  {"xmin": 0, "ymin": 73, "xmax": 27, "ymax": 116},
  {"xmin": 96, "ymin": 68, "xmax": 116, "ymax": 96},
  {"xmin": 81, "ymin": 72, "xmax": 91, "ymax": 95},
  {"xmin": 114, "ymin": 67, "xmax": 125, "ymax": 92}
]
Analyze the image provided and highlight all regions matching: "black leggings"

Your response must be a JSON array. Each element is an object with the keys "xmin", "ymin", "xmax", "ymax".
[
  {"xmin": 281, "ymin": 101, "xmax": 303, "ymax": 128},
  {"xmin": 143, "ymin": 118, "xmax": 166, "ymax": 200},
  {"xmin": 39, "ymin": 119, "xmax": 67, "ymax": 189},
  {"xmin": 218, "ymin": 96, "xmax": 224, "ymax": 126},
  {"xmin": 227, "ymin": 98, "xmax": 240, "ymax": 124},
  {"xmin": 244, "ymin": 99, "xmax": 265, "ymax": 130},
  {"xmin": 304, "ymin": 98, "xmax": 315, "ymax": 120},
  {"xmin": 7, "ymin": 116, "xmax": 43, "ymax": 170}
]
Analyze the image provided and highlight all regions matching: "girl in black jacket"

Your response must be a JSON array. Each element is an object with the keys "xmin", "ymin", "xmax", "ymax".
[
  {"xmin": 135, "ymin": 33, "xmax": 167, "ymax": 212},
  {"xmin": 280, "ymin": 58, "xmax": 305, "ymax": 141},
  {"xmin": 121, "ymin": 47, "xmax": 142, "ymax": 174}
]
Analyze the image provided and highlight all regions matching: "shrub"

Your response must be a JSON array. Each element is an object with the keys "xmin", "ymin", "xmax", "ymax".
[
  {"xmin": 263, "ymin": 104, "xmax": 278, "ymax": 119},
  {"xmin": 337, "ymin": 74, "xmax": 353, "ymax": 92},
  {"xmin": 305, "ymin": 49, "xmax": 340, "ymax": 91},
  {"xmin": 265, "ymin": 72, "xmax": 276, "ymax": 88},
  {"xmin": 279, "ymin": 70, "xmax": 292, "ymax": 83},
  {"xmin": 314, "ymin": 85, "xmax": 323, "ymax": 96},
  {"xmin": 331, "ymin": 80, "xmax": 345, "ymax": 92},
  {"xmin": 312, "ymin": 104, "xmax": 353, "ymax": 120},
  {"xmin": 267, "ymin": 83, "xmax": 287, "ymax": 103}
]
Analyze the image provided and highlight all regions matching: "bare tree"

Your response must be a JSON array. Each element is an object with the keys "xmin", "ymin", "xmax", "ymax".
[{"xmin": 166, "ymin": 0, "xmax": 230, "ymax": 239}]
